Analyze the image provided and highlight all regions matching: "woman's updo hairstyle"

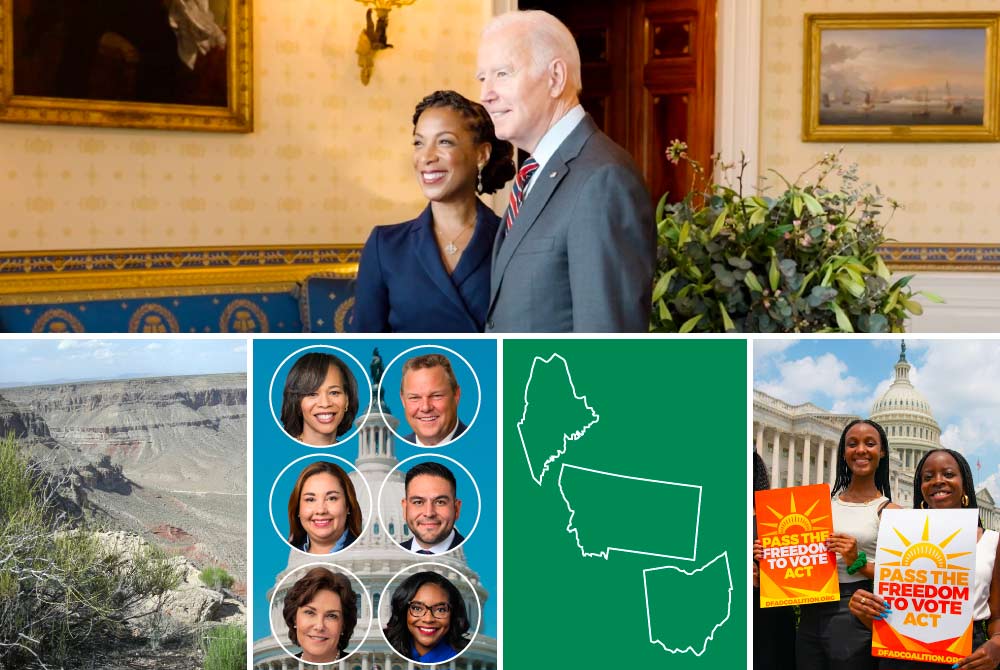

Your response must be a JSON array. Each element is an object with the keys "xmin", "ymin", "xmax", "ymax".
[{"xmin": 413, "ymin": 90, "xmax": 516, "ymax": 195}]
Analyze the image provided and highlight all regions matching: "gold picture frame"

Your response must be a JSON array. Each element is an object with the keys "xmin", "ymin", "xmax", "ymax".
[
  {"xmin": 0, "ymin": 0, "xmax": 252, "ymax": 132},
  {"xmin": 802, "ymin": 13, "xmax": 999, "ymax": 142}
]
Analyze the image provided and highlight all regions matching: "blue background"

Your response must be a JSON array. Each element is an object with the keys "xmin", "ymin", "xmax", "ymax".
[{"xmin": 252, "ymin": 338, "xmax": 497, "ymax": 641}]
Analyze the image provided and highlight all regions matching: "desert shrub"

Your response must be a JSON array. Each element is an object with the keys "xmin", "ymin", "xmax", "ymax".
[
  {"xmin": 200, "ymin": 624, "xmax": 246, "ymax": 670},
  {"xmin": 0, "ymin": 433, "xmax": 181, "ymax": 668},
  {"xmin": 200, "ymin": 566, "xmax": 235, "ymax": 591}
]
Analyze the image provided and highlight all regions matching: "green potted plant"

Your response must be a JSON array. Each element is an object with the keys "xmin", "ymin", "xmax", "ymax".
[{"xmin": 650, "ymin": 142, "xmax": 940, "ymax": 333}]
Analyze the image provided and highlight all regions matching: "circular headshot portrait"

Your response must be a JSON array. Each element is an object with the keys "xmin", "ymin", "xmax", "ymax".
[
  {"xmin": 379, "ymin": 563, "xmax": 481, "ymax": 665},
  {"xmin": 269, "ymin": 346, "xmax": 372, "ymax": 448},
  {"xmin": 270, "ymin": 455, "xmax": 372, "ymax": 556},
  {"xmin": 379, "ymin": 346, "xmax": 481, "ymax": 448},
  {"xmin": 269, "ymin": 563, "xmax": 371, "ymax": 665},
  {"xmin": 378, "ymin": 455, "xmax": 481, "ymax": 556}
]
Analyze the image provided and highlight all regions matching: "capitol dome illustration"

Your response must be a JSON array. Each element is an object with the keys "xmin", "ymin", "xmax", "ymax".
[
  {"xmin": 868, "ymin": 342, "xmax": 941, "ymax": 509},
  {"xmin": 253, "ymin": 395, "xmax": 497, "ymax": 670}
]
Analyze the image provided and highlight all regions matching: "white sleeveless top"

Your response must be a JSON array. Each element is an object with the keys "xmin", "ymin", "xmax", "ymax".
[
  {"xmin": 973, "ymin": 529, "xmax": 999, "ymax": 621},
  {"xmin": 832, "ymin": 495, "xmax": 888, "ymax": 583}
]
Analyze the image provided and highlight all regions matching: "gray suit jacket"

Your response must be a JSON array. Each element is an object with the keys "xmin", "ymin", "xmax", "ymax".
[{"xmin": 485, "ymin": 114, "xmax": 655, "ymax": 333}]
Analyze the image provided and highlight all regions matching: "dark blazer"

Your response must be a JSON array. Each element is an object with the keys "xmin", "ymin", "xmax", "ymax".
[
  {"xmin": 351, "ymin": 200, "xmax": 499, "ymax": 332},
  {"xmin": 403, "ymin": 419, "xmax": 467, "ymax": 445},
  {"xmin": 486, "ymin": 114, "xmax": 655, "ymax": 333},
  {"xmin": 401, "ymin": 529, "xmax": 466, "ymax": 553}
]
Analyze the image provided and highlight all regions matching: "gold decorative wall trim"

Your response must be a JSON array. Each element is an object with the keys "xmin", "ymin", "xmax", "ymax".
[
  {"xmin": 3, "ymin": 242, "xmax": 990, "ymax": 309},
  {"xmin": 0, "ymin": 282, "xmax": 299, "ymax": 307},
  {"xmin": 882, "ymin": 243, "xmax": 1000, "ymax": 272},
  {"xmin": 0, "ymin": 245, "xmax": 361, "ymax": 300}
]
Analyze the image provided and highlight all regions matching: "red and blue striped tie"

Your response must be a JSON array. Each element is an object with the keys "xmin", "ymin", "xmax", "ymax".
[{"xmin": 504, "ymin": 157, "xmax": 539, "ymax": 231}]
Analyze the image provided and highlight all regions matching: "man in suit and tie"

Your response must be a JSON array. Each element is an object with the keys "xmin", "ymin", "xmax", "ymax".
[
  {"xmin": 477, "ymin": 10, "xmax": 656, "ymax": 333},
  {"xmin": 400, "ymin": 462, "xmax": 466, "ymax": 554},
  {"xmin": 400, "ymin": 353, "xmax": 467, "ymax": 446}
]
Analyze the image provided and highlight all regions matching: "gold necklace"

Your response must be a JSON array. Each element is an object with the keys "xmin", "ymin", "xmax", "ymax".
[
  {"xmin": 444, "ymin": 227, "xmax": 470, "ymax": 255},
  {"xmin": 437, "ymin": 217, "xmax": 475, "ymax": 256}
]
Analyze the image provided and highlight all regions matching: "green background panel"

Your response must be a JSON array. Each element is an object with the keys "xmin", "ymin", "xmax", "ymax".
[{"xmin": 503, "ymin": 339, "xmax": 747, "ymax": 666}]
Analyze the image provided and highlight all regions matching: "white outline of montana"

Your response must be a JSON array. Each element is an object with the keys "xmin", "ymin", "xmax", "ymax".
[{"xmin": 557, "ymin": 463, "xmax": 702, "ymax": 561}]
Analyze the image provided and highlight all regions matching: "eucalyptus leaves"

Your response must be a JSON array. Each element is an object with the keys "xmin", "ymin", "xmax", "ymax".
[{"xmin": 651, "ymin": 145, "xmax": 940, "ymax": 333}]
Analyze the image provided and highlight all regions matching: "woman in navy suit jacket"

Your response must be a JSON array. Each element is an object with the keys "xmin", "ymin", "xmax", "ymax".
[{"xmin": 351, "ymin": 91, "xmax": 515, "ymax": 332}]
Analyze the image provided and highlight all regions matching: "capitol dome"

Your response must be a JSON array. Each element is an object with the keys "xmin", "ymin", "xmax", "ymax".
[
  {"xmin": 869, "ymin": 342, "xmax": 941, "ymax": 507},
  {"xmin": 253, "ymin": 400, "xmax": 497, "ymax": 670}
]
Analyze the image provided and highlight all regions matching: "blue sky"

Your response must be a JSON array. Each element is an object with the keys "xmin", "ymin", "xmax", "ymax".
[
  {"xmin": 754, "ymin": 339, "xmax": 1000, "ymax": 501},
  {"xmin": 0, "ymin": 338, "xmax": 247, "ymax": 387}
]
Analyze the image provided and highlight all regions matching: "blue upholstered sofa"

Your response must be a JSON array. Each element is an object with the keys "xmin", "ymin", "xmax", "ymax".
[{"xmin": 0, "ymin": 246, "xmax": 360, "ymax": 333}]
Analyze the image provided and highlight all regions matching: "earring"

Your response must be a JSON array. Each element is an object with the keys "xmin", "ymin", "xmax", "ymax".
[
  {"xmin": 476, "ymin": 165, "xmax": 484, "ymax": 194},
  {"xmin": 921, "ymin": 500, "xmax": 927, "ymax": 509},
  {"xmin": 963, "ymin": 494, "xmax": 969, "ymax": 507}
]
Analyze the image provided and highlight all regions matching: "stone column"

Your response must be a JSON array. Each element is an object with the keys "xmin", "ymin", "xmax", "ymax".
[
  {"xmin": 786, "ymin": 435, "xmax": 796, "ymax": 488},
  {"xmin": 362, "ymin": 653, "xmax": 370, "ymax": 670},
  {"xmin": 829, "ymin": 440, "xmax": 838, "ymax": 488},
  {"xmin": 815, "ymin": 439, "xmax": 825, "ymax": 486},
  {"xmin": 756, "ymin": 423, "xmax": 765, "ymax": 455},
  {"xmin": 770, "ymin": 430, "xmax": 781, "ymax": 488},
  {"xmin": 802, "ymin": 435, "xmax": 812, "ymax": 487}
]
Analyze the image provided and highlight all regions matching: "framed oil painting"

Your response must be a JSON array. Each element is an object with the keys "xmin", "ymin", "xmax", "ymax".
[
  {"xmin": 802, "ymin": 13, "xmax": 999, "ymax": 142},
  {"xmin": 0, "ymin": 0, "xmax": 252, "ymax": 132}
]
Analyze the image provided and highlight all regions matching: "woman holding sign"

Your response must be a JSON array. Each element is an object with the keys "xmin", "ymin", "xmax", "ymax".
[
  {"xmin": 753, "ymin": 450, "xmax": 797, "ymax": 670},
  {"xmin": 763, "ymin": 419, "xmax": 900, "ymax": 670},
  {"xmin": 848, "ymin": 448, "xmax": 1000, "ymax": 670}
]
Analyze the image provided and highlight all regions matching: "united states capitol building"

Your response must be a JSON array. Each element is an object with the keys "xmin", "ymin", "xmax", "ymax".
[
  {"xmin": 754, "ymin": 343, "xmax": 999, "ymax": 530},
  {"xmin": 252, "ymin": 398, "xmax": 497, "ymax": 670}
]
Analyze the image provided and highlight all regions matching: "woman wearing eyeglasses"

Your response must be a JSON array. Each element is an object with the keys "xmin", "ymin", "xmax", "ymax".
[{"xmin": 383, "ymin": 571, "xmax": 470, "ymax": 663}]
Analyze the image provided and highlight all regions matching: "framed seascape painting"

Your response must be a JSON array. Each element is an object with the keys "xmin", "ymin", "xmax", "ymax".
[
  {"xmin": 0, "ymin": 0, "xmax": 252, "ymax": 132},
  {"xmin": 802, "ymin": 13, "xmax": 999, "ymax": 142}
]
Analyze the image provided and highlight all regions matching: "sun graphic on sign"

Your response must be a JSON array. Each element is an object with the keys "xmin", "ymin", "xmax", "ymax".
[
  {"xmin": 880, "ymin": 516, "xmax": 972, "ymax": 570},
  {"xmin": 759, "ymin": 491, "xmax": 830, "ymax": 538}
]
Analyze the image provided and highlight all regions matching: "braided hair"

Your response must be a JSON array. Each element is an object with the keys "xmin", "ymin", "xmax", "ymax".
[
  {"xmin": 831, "ymin": 419, "xmax": 892, "ymax": 500},
  {"xmin": 753, "ymin": 449, "xmax": 770, "ymax": 492},
  {"xmin": 413, "ymin": 90, "xmax": 515, "ymax": 194}
]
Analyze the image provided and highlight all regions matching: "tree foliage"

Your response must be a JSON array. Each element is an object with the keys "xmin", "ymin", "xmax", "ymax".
[
  {"xmin": 199, "ymin": 566, "xmax": 235, "ymax": 591},
  {"xmin": 200, "ymin": 624, "xmax": 246, "ymax": 670},
  {"xmin": 0, "ymin": 433, "xmax": 181, "ymax": 669},
  {"xmin": 651, "ymin": 145, "xmax": 942, "ymax": 332}
]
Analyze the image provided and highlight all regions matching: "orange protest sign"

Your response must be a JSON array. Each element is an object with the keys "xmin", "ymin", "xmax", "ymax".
[
  {"xmin": 872, "ymin": 509, "xmax": 977, "ymax": 666},
  {"xmin": 755, "ymin": 483, "xmax": 839, "ymax": 607}
]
